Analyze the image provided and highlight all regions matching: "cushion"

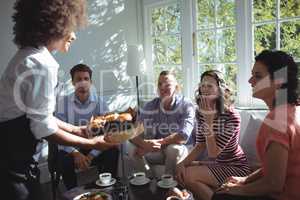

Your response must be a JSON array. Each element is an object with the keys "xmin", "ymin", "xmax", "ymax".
[{"xmin": 239, "ymin": 110, "xmax": 267, "ymax": 170}]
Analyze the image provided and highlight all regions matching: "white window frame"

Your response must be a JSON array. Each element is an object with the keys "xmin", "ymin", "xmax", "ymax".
[{"xmin": 142, "ymin": 0, "xmax": 300, "ymax": 107}]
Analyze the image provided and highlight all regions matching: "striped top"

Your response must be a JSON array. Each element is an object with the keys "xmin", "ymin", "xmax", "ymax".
[{"xmin": 195, "ymin": 108, "xmax": 248, "ymax": 166}]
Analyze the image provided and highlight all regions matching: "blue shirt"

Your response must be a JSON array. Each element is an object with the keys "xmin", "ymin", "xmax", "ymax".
[
  {"xmin": 138, "ymin": 95, "xmax": 195, "ymax": 142},
  {"xmin": 55, "ymin": 91, "xmax": 109, "ymax": 157}
]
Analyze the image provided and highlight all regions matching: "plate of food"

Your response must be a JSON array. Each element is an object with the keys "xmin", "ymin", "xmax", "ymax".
[
  {"xmin": 167, "ymin": 187, "xmax": 193, "ymax": 200},
  {"xmin": 87, "ymin": 107, "xmax": 144, "ymax": 143},
  {"xmin": 73, "ymin": 191, "xmax": 112, "ymax": 200}
]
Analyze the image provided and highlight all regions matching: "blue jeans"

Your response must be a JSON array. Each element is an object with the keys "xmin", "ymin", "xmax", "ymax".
[{"xmin": 58, "ymin": 147, "xmax": 119, "ymax": 190}]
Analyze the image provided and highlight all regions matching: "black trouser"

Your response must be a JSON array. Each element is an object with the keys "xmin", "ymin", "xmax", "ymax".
[
  {"xmin": 212, "ymin": 193, "xmax": 275, "ymax": 200},
  {"xmin": 58, "ymin": 147, "xmax": 119, "ymax": 190},
  {"xmin": 0, "ymin": 115, "xmax": 40, "ymax": 200},
  {"xmin": 2, "ymin": 164, "xmax": 42, "ymax": 200}
]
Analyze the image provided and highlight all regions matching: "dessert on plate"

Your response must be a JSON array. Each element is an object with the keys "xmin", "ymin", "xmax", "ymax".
[{"xmin": 87, "ymin": 107, "xmax": 143, "ymax": 143}]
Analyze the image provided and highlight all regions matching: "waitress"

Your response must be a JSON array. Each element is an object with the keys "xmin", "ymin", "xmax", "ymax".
[{"xmin": 0, "ymin": 0, "xmax": 118, "ymax": 199}]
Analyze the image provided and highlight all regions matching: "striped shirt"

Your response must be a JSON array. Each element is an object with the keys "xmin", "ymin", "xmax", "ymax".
[{"xmin": 195, "ymin": 107, "xmax": 250, "ymax": 184}]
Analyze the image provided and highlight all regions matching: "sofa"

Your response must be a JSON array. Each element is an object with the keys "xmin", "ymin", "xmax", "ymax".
[
  {"xmin": 238, "ymin": 109, "xmax": 267, "ymax": 170},
  {"xmin": 120, "ymin": 108, "xmax": 268, "ymax": 177},
  {"xmin": 36, "ymin": 108, "xmax": 268, "ymax": 184}
]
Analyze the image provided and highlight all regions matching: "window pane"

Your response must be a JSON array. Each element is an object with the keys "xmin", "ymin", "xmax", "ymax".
[
  {"xmin": 280, "ymin": 20, "xmax": 300, "ymax": 60},
  {"xmin": 216, "ymin": 28, "xmax": 236, "ymax": 62},
  {"xmin": 216, "ymin": 0, "xmax": 236, "ymax": 27},
  {"xmin": 197, "ymin": 0, "xmax": 215, "ymax": 29},
  {"xmin": 223, "ymin": 63, "xmax": 237, "ymax": 93},
  {"xmin": 280, "ymin": 0, "xmax": 300, "ymax": 19},
  {"xmin": 153, "ymin": 64, "xmax": 183, "ymax": 85},
  {"xmin": 254, "ymin": 24, "xmax": 276, "ymax": 55},
  {"xmin": 151, "ymin": 3, "xmax": 181, "ymax": 36},
  {"xmin": 197, "ymin": 31, "xmax": 216, "ymax": 63},
  {"xmin": 253, "ymin": 0, "xmax": 276, "ymax": 22},
  {"xmin": 153, "ymin": 35, "xmax": 182, "ymax": 65},
  {"xmin": 199, "ymin": 64, "xmax": 215, "ymax": 75}
]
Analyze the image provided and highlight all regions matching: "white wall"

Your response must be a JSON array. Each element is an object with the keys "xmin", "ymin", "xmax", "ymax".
[
  {"xmin": 0, "ymin": 0, "xmax": 143, "ymax": 111},
  {"xmin": 0, "ymin": 0, "xmax": 17, "ymax": 76}
]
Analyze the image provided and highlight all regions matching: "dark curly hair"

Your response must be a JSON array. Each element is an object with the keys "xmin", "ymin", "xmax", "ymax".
[
  {"xmin": 12, "ymin": 0, "xmax": 87, "ymax": 48},
  {"xmin": 195, "ymin": 70, "xmax": 234, "ymax": 115},
  {"xmin": 255, "ymin": 50, "xmax": 299, "ymax": 105}
]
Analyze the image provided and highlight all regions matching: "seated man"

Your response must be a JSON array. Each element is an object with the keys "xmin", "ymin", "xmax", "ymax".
[
  {"xmin": 55, "ymin": 64, "xmax": 119, "ymax": 190},
  {"xmin": 128, "ymin": 70, "xmax": 195, "ymax": 177}
]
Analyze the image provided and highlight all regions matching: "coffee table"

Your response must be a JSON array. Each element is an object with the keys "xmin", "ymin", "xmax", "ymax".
[
  {"xmin": 128, "ymin": 178, "xmax": 170, "ymax": 200},
  {"xmin": 62, "ymin": 178, "xmax": 174, "ymax": 200}
]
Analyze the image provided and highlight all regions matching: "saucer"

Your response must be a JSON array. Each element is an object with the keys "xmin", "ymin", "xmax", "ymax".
[
  {"xmin": 157, "ymin": 180, "xmax": 177, "ymax": 189},
  {"xmin": 129, "ymin": 177, "xmax": 151, "ymax": 186},
  {"xmin": 95, "ymin": 178, "xmax": 116, "ymax": 187}
]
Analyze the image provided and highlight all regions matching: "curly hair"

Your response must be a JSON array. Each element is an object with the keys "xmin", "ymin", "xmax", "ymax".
[
  {"xmin": 12, "ymin": 0, "xmax": 87, "ymax": 48},
  {"xmin": 195, "ymin": 70, "xmax": 234, "ymax": 115},
  {"xmin": 255, "ymin": 50, "xmax": 299, "ymax": 105}
]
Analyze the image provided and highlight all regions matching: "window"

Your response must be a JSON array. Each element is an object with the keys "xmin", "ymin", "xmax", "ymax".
[
  {"xmin": 195, "ymin": 0, "xmax": 237, "ymax": 94},
  {"xmin": 151, "ymin": 2, "xmax": 183, "ymax": 85},
  {"xmin": 251, "ymin": 0, "xmax": 300, "ymax": 106},
  {"xmin": 253, "ymin": 0, "xmax": 300, "ymax": 59},
  {"xmin": 143, "ymin": 0, "xmax": 300, "ymax": 106}
]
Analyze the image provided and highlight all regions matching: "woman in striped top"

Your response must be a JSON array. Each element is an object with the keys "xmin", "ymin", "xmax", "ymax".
[{"xmin": 175, "ymin": 70, "xmax": 250, "ymax": 200}]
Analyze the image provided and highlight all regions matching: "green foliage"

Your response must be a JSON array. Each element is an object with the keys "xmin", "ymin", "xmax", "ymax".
[
  {"xmin": 216, "ymin": 0, "xmax": 236, "ymax": 27},
  {"xmin": 281, "ymin": 21, "xmax": 300, "ymax": 59},
  {"xmin": 151, "ymin": 4, "xmax": 181, "ymax": 36},
  {"xmin": 253, "ymin": 0, "xmax": 300, "ymax": 60},
  {"xmin": 150, "ymin": 0, "xmax": 300, "ymax": 98},
  {"xmin": 253, "ymin": 0, "xmax": 276, "ymax": 22},
  {"xmin": 197, "ymin": 0, "xmax": 237, "ymax": 91},
  {"xmin": 197, "ymin": 0, "xmax": 215, "ymax": 28},
  {"xmin": 254, "ymin": 24, "xmax": 276, "ymax": 55},
  {"xmin": 280, "ymin": 0, "xmax": 300, "ymax": 18},
  {"xmin": 151, "ymin": 3, "xmax": 183, "ymax": 83}
]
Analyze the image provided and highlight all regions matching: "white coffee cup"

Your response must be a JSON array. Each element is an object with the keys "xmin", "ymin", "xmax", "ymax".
[
  {"xmin": 99, "ymin": 172, "xmax": 112, "ymax": 184},
  {"xmin": 161, "ymin": 174, "xmax": 174, "ymax": 186},
  {"xmin": 133, "ymin": 172, "xmax": 146, "ymax": 183}
]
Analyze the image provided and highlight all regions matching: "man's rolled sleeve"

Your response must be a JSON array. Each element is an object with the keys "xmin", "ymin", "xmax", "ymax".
[{"xmin": 177, "ymin": 102, "xmax": 195, "ymax": 142}]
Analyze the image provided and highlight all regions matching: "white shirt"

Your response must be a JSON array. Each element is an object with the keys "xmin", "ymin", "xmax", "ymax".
[{"xmin": 0, "ymin": 46, "xmax": 59, "ymax": 139}]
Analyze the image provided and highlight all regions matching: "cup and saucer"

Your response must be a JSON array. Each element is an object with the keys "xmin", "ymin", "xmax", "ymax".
[
  {"xmin": 129, "ymin": 172, "xmax": 150, "ymax": 186},
  {"xmin": 157, "ymin": 174, "xmax": 177, "ymax": 189},
  {"xmin": 95, "ymin": 172, "xmax": 116, "ymax": 187}
]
